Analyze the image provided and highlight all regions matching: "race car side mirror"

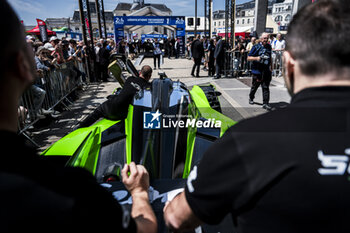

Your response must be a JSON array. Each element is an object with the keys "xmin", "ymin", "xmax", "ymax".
[{"xmin": 103, "ymin": 162, "xmax": 122, "ymax": 183}]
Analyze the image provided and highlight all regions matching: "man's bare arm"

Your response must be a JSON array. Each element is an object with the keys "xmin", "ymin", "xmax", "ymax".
[
  {"xmin": 122, "ymin": 163, "xmax": 157, "ymax": 233},
  {"xmin": 247, "ymin": 56, "xmax": 260, "ymax": 62},
  {"xmin": 163, "ymin": 192, "xmax": 202, "ymax": 232}
]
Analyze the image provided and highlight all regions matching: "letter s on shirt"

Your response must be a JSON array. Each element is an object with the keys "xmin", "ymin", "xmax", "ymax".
[
  {"xmin": 318, "ymin": 150, "xmax": 349, "ymax": 175},
  {"xmin": 187, "ymin": 166, "xmax": 198, "ymax": 193}
]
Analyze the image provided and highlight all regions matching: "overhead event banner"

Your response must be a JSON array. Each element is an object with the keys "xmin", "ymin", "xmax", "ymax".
[
  {"xmin": 141, "ymin": 34, "xmax": 168, "ymax": 42},
  {"xmin": 114, "ymin": 16, "xmax": 186, "ymax": 55}
]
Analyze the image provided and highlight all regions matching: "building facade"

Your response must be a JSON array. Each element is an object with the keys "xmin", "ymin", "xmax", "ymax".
[
  {"xmin": 45, "ymin": 1, "xmax": 115, "ymax": 39},
  {"xmin": 185, "ymin": 16, "xmax": 209, "ymax": 37},
  {"xmin": 113, "ymin": 0, "xmax": 173, "ymax": 39},
  {"xmin": 45, "ymin": 0, "xmax": 172, "ymax": 40},
  {"xmin": 212, "ymin": 0, "xmax": 290, "ymax": 36},
  {"xmin": 272, "ymin": 0, "xmax": 293, "ymax": 27}
]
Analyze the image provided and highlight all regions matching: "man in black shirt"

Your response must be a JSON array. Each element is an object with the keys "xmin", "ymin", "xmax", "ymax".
[
  {"xmin": 247, "ymin": 32, "xmax": 273, "ymax": 110},
  {"xmin": 78, "ymin": 65, "xmax": 152, "ymax": 128},
  {"xmin": 99, "ymin": 40, "xmax": 111, "ymax": 82},
  {"xmin": 213, "ymin": 36, "xmax": 225, "ymax": 79},
  {"xmin": 164, "ymin": 1, "xmax": 350, "ymax": 232},
  {"xmin": 191, "ymin": 35, "xmax": 204, "ymax": 77},
  {"xmin": 0, "ymin": 1, "xmax": 156, "ymax": 232}
]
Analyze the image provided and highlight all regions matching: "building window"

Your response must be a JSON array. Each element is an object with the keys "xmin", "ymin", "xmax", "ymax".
[
  {"xmin": 237, "ymin": 19, "xmax": 239, "ymax": 24},
  {"xmin": 75, "ymin": 27, "xmax": 79, "ymax": 31},
  {"xmin": 197, "ymin": 18, "xmax": 200, "ymax": 26},
  {"xmin": 242, "ymin": 19, "xmax": 245, "ymax": 24},
  {"xmin": 214, "ymin": 21, "xmax": 216, "ymax": 26},
  {"xmin": 247, "ymin": 18, "xmax": 250, "ymax": 24},
  {"xmin": 188, "ymin": 18, "xmax": 194, "ymax": 26},
  {"xmin": 218, "ymin": 21, "xmax": 220, "ymax": 26}
]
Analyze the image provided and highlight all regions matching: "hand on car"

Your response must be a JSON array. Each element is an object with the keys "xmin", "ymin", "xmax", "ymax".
[{"xmin": 122, "ymin": 162, "xmax": 149, "ymax": 196}]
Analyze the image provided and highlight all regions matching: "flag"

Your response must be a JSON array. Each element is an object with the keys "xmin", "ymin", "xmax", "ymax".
[
  {"xmin": 85, "ymin": 18, "xmax": 91, "ymax": 39},
  {"xmin": 36, "ymin": 18, "xmax": 48, "ymax": 42}
]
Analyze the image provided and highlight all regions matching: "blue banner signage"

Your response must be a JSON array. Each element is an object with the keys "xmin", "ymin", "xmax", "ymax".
[
  {"xmin": 114, "ymin": 16, "xmax": 186, "ymax": 55},
  {"xmin": 114, "ymin": 16, "xmax": 185, "ymax": 26},
  {"xmin": 279, "ymin": 26, "xmax": 288, "ymax": 31},
  {"xmin": 141, "ymin": 34, "xmax": 168, "ymax": 42}
]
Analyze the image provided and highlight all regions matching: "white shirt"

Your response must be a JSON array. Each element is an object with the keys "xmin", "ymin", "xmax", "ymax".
[{"xmin": 272, "ymin": 39, "xmax": 286, "ymax": 51}]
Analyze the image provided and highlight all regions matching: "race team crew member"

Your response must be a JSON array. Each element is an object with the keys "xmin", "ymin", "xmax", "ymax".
[
  {"xmin": 247, "ymin": 32, "xmax": 273, "ymax": 110},
  {"xmin": 79, "ymin": 65, "xmax": 152, "ymax": 128},
  {"xmin": 164, "ymin": 1, "xmax": 350, "ymax": 232},
  {"xmin": 0, "ymin": 1, "xmax": 156, "ymax": 232}
]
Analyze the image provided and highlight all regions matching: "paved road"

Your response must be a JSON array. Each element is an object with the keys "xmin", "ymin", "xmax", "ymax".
[
  {"xmin": 35, "ymin": 57, "xmax": 291, "ymax": 151},
  {"xmin": 136, "ymin": 57, "xmax": 291, "ymax": 121}
]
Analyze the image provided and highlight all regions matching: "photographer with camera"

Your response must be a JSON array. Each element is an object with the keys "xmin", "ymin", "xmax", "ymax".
[{"xmin": 247, "ymin": 32, "xmax": 273, "ymax": 110}]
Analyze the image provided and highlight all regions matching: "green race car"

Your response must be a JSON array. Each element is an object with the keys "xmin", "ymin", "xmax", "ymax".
[{"xmin": 42, "ymin": 60, "xmax": 236, "ymax": 232}]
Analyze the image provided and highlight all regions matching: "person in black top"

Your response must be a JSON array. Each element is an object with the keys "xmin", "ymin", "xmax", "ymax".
[
  {"xmin": 191, "ymin": 35, "xmax": 204, "ymax": 77},
  {"xmin": 213, "ymin": 36, "xmax": 225, "ymax": 79},
  {"xmin": 0, "ymin": 2, "xmax": 157, "ymax": 232},
  {"xmin": 152, "ymin": 39, "xmax": 162, "ymax": 70},
  {"xmin": 99, "ymin": 40, "xmax": 111, "ymax": 82},
  {"xmin": 78, "ymin": 65, "xmax": 152, "ymax": 128},
  {"xmin": 247, "ymin": 32, "xmax": 273, "ymax": 110},
  {"xmin": 164, "ymin": 1, "xmax": 350, "ymax": 232},
  {"xmin": 207, "ymin": 39, "xmax": 216, "ymax": 77}
]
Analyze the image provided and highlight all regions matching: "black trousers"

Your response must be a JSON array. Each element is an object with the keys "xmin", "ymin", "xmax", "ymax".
[
  {"xmin": 153, "ymin": 54, "xmax": 160, "ymax": 68},
  {"xmin": 249, "ymin": 70, "xmax": 272, "ymax": 104},
  {"xmin": 215, "ymin": 59, "xmax": 224, "ymax": 78},
  {"xmin": 95, "ymin": 62, "xmax": 101, "ymax": 81},
  {"xmin": 191, "ymin": 57, "xmax": 202, "ymax": 76},
  {"xmin": 208, "ymin": 59, "xmax": 215, "ymax": 76},
  {"xmin": 101, "ymin": 64, "xmax": 109, "ymax": 82},
  {"xmin": 168, "ymin": 47, "xmax": 173, "ymax": 58}
]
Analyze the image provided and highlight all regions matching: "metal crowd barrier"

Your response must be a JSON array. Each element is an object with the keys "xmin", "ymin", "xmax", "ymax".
[
  {"xmin": 223, "ymin": 51, "xmax": 249, "ymax": 78},
  {"xmin": 221, "ymin": 50, "xmax": 284, "ymax": 79},
  {"xmin": 272, "ymin": 51, "xmax": 284, "ymax": 78},
  {"xmin": 18, "ymin": 60, "xmax": 88, "ymax": 146}
]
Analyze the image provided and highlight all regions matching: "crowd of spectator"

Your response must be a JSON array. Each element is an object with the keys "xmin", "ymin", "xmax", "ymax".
[
  {"xmin": 20, "ymin": 32, "xmax": 286, "ymax": 133},
  {"xmin": 19, "ymin": 35, "xmax": 90, "ymax": 135},
  {"xmin": 182, "ymin": 33, "xmax": 286, "ymax": 78}
]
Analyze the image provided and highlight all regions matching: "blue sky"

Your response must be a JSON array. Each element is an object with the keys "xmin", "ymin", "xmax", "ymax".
[{"xmin": 8, "ymin": 0, "xmax": 251, "ymax": 26}]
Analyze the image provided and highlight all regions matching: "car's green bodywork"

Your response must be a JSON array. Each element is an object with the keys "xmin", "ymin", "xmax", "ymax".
[{"xmin": 42, "ymin": 81, "xmax": 235, "ymax": 180}]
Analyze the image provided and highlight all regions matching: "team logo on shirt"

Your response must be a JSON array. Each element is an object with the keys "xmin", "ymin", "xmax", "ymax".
[
  {"xmin": 318, "ymin": 149, "xmax": 350, "ymax": 175},
  {"xmin": 187, "ymin": 166, "xmax": 198, "ymax": 193},
  {"xmin": 143, "ymin": 110, "xmax": 162, "ymax": 129}
]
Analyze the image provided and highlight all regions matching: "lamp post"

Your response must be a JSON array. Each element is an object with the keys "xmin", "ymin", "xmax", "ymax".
[
  {"xmin": 95, "ymin": 0, "xmax": 103, "ymax": 39},
  {"xmin": 195, "ymin": 0, "xmax": 197, "ymax": 36},
  {"xmin": 100, "ymin": 0, "xmax": 108, "ymax": 38}
]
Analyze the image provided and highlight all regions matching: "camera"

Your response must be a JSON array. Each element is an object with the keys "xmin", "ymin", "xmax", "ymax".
[{"xmin": 259, "ymin": 54, "xmax": 270, "ymax": 65}]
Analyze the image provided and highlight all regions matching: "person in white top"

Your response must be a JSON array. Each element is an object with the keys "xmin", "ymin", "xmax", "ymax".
[
  {"xmin": 272, "ymin": 33, "xmax": 286, "ymax": 51},
  {"xmin": 272, "ymin": 33, "xmax": 285, "ymax": 76}
]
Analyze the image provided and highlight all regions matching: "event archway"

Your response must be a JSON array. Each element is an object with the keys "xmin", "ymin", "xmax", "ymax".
[{"xmin": 114, "ymin": 16, "xmax": 186, "ymax": 55}]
